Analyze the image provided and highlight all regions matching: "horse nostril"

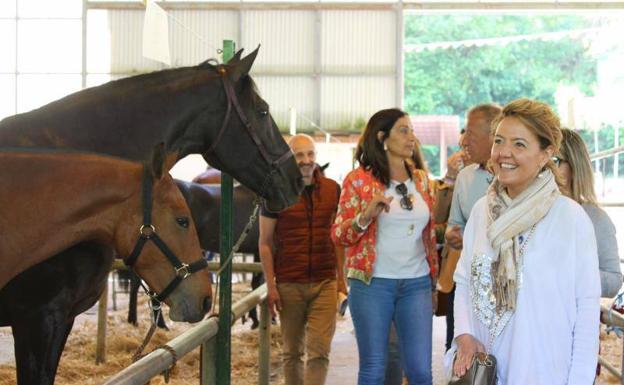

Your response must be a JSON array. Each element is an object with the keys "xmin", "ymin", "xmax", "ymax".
[{"xmin": 202, "ymin": 296, "xmax": 212, "ymax": 313}]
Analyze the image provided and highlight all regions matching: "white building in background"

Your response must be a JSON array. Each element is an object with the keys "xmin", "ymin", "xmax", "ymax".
[{"xmin": 3, "ymin": 1, "xmax": 624, "ymax": 185}]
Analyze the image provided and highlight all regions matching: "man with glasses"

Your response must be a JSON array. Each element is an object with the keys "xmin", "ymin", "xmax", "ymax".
[{"xmin": 443, "ymin": 103, "xmax": 502, "ymax": 351}]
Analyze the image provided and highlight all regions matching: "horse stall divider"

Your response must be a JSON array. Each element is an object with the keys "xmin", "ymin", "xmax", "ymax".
[
  {"xmin": 216, "ymin": 39, "xmax": 236, "ymax": 385},
  {"xmin": 96, "ymin": 283, "xmax": 108, "ymax": 364},
  {"xmin": 259, "ymin": 296, "xmax": 271, "ymax": 385},
  {"xmin": 101, "ymin": 284, "xmax": 270, "ymax": 385}
]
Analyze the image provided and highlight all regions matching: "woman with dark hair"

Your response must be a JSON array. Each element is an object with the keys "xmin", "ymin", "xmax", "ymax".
[
  {"xmin": 331, "ymin": 108, "xmax": 437, "ymax": 385},
  {"xmin": 557, "ymin": 128, "xmax": 622, "ymax": 298}
]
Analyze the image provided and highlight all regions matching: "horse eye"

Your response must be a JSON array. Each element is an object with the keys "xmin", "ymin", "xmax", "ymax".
[
  {"xmin": 259, "ymin": 110, "xmax": 268, "ymax": 117},
  {"xmin": 176, "ymin": 217, "xmax": 189, "ymax": 228}
]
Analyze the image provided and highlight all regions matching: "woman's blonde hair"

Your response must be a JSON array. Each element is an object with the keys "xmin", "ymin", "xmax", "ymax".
[
  {"xmin": 559, "ymin": 128, "xmax": 597, "ymax": 204},
  {"xmin": 491, "ymin": 98, "xmax": 565, "ymax": 190}
]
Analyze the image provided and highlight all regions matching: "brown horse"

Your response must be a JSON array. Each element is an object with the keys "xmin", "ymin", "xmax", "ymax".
[
  {"xmin": 0, "ymin": 149, "xmax": 212, "ymax": 322},
  {"xmin": 0, "ymin": 48, "xmax": 299, "ymax": 385}
]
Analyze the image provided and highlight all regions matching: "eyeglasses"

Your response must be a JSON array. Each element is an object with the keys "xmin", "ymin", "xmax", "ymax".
[
  {"xmin": 552, "ymin": 156, "xmax": 566, "ymax": 167},
  {"xmin": 395, "ymin": 183, "xmax": 413, "ymax": 211}
]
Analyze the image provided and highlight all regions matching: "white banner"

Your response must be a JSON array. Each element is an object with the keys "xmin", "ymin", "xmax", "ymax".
[{"xmin": 142, "ymin": 0, "xmax": 171, "ymax": 66}]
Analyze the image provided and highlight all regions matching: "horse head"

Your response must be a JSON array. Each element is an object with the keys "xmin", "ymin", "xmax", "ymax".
[
  {"xmin": 199, "ymin": 48, "xmax": 303, "ymax": 213},
  {"xmin": 116, "ymin": 146, "xmax": 212, "ymax": 323}
]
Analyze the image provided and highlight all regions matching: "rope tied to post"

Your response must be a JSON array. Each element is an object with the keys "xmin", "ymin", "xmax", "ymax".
[
  {"xmin": 156, "ymin": 344, "xmax": 178, "ymax": 383},
  {"xmin": 209, "ymin": 199, "xmax": 262, "ymax": 316}
]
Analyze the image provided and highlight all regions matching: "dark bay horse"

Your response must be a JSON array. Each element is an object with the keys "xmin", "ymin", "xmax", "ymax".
[
  {"xmin": 0, "ymin": 48, "xmax": 302, "ymax": 211},
  {"xmin": 0, "ymin": 149, "xmax": 212, "ymax": 320},
  {"xmin": 0, "ymin": 48, "xmax": 301, "ymax": 385}
]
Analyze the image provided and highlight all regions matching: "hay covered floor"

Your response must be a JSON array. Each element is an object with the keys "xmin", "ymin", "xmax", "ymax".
[
  {"xmin": 0, "ymin": 283, "xmax": 286, "ymax": 385},
  {"xmin": 1, "ymin": 286, "xmax": 624, "ymax": 384}
]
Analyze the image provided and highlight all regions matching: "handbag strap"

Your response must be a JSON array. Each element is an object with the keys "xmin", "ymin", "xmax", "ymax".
[{"xmin": 486, "ymin": 224, "xmax": 536, "ymax": 353}]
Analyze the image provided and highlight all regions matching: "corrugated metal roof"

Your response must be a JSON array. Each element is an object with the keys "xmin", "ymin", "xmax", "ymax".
[
  {"xmin": 253, "ymin": 75, "xmax": 316, "ymax": 130},
  {"xmin": 321, "ymin": 76, "xmax": 396, "ymax": 131},
  {"xmin": 321, "ymin": 10, "xmax": 396, "ymax": 74},
  {"xmin": 242, "ymin": 10, "xmax": 316, "ymax": 74},
  {"xmin": 168, "ymin": 9, "xmax": 238, "ymax": 66},
  {"xmin": 83, "ymin": 7, "xmax": 398, "ymax": 133}
]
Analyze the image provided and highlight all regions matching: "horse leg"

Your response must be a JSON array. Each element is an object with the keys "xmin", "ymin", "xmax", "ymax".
[
  {"xmin": 0, "ymin": 242, "xmax": 113, "ymax": 385},
  {"xmin": 12, "ymin": 313, "xmax": 74, "ymax": 385}
]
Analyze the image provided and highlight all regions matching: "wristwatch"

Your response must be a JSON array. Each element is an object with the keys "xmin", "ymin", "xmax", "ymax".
[{"xmin": 352, "ymin": 213, "xmax": 372, "ymax": 233}]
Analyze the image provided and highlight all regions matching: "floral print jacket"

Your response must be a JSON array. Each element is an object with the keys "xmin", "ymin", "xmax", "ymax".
[{"xmin": 331, "ymin": 166, "xmax": 438, "ymax": 284}]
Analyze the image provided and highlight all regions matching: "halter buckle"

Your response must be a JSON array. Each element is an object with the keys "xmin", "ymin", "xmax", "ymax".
[
  {"xmin": 139, "ymin": 224, "xmax": 156, "ymax": 238},
  {"xmin": 175, "ymin": 263, "xmax": 191, "ymax": 279}
]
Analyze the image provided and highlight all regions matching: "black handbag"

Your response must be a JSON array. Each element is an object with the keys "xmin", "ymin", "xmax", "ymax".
[{"xmin": 448, "ymin": 352, "xmax": 497, "ymax": 385}]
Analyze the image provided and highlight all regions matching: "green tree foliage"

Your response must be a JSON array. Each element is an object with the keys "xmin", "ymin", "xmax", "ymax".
[
  {"xmin": 403, "ymin": 15, "xmax": 601, "ymax": 175},
  {"xmin": 404, "ymin": 15, "xmax": 598, "ymax": 117}
]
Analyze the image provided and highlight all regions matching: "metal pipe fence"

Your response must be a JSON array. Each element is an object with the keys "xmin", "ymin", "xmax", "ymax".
[{"xmin": 101, "ymin": 283, "xmax": 270, "ymax": 385}]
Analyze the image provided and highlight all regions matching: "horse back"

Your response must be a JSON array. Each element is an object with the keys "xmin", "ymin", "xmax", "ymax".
[
  {"xmin": 175, "ymin": 180, "xmax": 259, "ymax": 254},
  {"xmin": 0, "ymin": 151, "xmax": 140, "ymax": 289}
]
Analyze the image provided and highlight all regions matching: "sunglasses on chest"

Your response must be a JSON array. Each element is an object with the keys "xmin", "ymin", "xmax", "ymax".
[{"xmin": 395, "ymin": 182, "xmax": 413, "ymax": 211}]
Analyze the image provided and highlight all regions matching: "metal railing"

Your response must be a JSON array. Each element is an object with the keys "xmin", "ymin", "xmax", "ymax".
[
  {"xmin": 590, "ymin": 144, "xmax": 624, "ymax": 384},
  {"xmin": 590, "ymin": 145, "xmax": 624, "ymax": 209},
  {"xmin": 100, "ymin": 282, "xmax": 271, "ymax": 385},
  {"xmin": 96, "ymin": 261, "xmax": 264, "ymax": 364},
  {"xmin": 600, "ymin": 305, "xmax": 624, "ymax": 384}
]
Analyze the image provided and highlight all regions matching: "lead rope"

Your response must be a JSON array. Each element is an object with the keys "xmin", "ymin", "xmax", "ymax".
[{"xmin": 209, "ymin": 199, "xmax": 262, "ymax": 318}]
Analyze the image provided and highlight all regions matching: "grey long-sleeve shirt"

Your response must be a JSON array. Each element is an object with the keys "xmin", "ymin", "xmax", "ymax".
[{"xmin": 583, "ymin": 203, "xmax": 623, "ymax": 298}]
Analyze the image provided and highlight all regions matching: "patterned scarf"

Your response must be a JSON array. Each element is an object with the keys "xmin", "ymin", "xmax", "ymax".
[{"xmin": 486, "ymin": 168, "xmax": 559, "ymax": 311}]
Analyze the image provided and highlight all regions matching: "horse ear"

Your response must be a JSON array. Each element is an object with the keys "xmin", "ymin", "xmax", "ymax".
[
  {"xmin": 230, "ymin": 45, "xmax": 259, "ymax": 83},
  {"xmin": 150, "ymin": 142, "xmax": 166, "ymax": 180},
  {"xmin": 227, "ymin": 48, "xmax": 244, "ymax": 64}
]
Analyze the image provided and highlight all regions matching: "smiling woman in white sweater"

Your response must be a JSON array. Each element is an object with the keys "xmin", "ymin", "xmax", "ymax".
[{"xmin": 448, "ymin": 98, "xmax": 600, "ymax": 385}]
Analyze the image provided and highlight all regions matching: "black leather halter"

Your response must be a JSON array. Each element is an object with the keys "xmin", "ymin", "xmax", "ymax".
[
  {"xmin": 205, "ymin": 65, "xmax": 294, "ymax": 198},
  {"xmin": 123, "ymin": 167, "xmax": 208, "ymax": 303}
]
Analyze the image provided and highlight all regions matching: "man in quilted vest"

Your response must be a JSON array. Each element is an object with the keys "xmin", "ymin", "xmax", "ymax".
[{"xmin": 259, "ymin": 134, "xmax": 344, "ymax": 385}]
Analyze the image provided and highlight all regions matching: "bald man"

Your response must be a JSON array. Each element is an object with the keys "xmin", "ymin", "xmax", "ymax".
[{"xmin": 259, "ymin": 134, "xmax": 343, "ymax": 385}]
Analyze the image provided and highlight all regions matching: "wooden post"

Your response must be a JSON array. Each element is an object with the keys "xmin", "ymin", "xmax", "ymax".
[
  {"xmin": 200, "ymin": 337, "xmax": 217, "ymax": 385},
  {"xmin": 217, "ymin": 39, "xmax": 236, "ymax": 385},
  {"xmin": 96, "ymin": 279, "xmax": 108, "ymax": 364},
  {"xmin": 258, "ymin": 300, "xmax": 271, "ymax": 385}
]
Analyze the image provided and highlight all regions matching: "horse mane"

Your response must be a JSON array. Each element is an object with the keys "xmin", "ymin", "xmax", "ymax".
[{"xmin": 28, "ymin": 59, "xmax": 260, "ymax": 114}]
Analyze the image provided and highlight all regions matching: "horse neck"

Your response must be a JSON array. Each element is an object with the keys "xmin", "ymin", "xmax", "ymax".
[
  {"xmin": 0, "ymin": 68, "xmax": 223, "ymax": 161},
  {"xmin": 0, "ymin": 154, "xmax": 142, "ymax": 289}
]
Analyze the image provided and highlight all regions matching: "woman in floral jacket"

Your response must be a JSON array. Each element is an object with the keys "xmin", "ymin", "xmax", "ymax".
[{"xmin": 331, "ymin": 108, "xmax": 437, "ymax": 385}]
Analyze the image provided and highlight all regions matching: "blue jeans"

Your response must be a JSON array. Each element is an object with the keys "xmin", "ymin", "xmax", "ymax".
[
  {"xmin": 349, "ymin": 276, "xmax": 433, "ymax": 385},
  {"xmin": 384, "ymin": 324, "xmax": 403, "ymax": 385}
]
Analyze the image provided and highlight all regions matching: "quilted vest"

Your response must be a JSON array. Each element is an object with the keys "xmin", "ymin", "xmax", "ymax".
[{"xmin": 274, "ymin": 174, "xmax": 339, "ymax": 283}]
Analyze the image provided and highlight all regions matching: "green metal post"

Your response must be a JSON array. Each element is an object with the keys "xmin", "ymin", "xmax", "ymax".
[{"xmin": 217, "ymin": 39, "xmax": 235, "ymax": 385}]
